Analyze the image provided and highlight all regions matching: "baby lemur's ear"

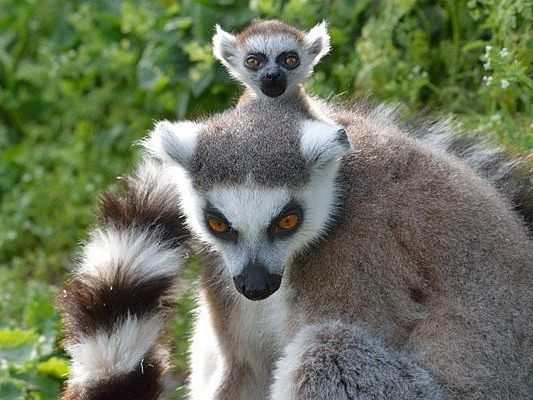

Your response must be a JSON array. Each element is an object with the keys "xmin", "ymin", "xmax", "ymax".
[
  {"xmin": 305, "ymin": 21, "xmax": 331, "ymax": 64},
  {"xmin": 300, "ymin": 119, "xmax": 353, "ymax": 167},
  {"xmin": 212, "ymin": 25, "xmax": 238, "ymax": 68},
  {"xmin": 141, "ymin": 120, "xmax": 201, "ymax": 169}
]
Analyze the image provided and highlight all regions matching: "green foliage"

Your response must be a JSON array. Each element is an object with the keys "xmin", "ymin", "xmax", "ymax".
[
  {"xmin": 0, "ymin": 273, "xmax": 67, "ymax": 399},
  {"xmin": 0, "ymin": 0, "xmax": 531, "ymax": 398},
  {"xmin": 2, "ymin": 0, "xmax": 532, "ymax": 280}
]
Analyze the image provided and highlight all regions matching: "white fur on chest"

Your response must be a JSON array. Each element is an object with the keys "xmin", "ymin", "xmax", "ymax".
[
  {"xmin": 189, "ymin": 284, "xmax": 289, "ymax": 400},
  {"xmin": 230, "ymin": 284, "xmax": 288, "ymax": 368}
]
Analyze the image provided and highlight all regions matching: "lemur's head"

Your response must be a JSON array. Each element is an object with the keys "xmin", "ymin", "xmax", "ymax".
[
  {"xmin": 143, "ymin": 102, "xmax": 352, "ymax": 301},
  {"xmin": 213, "ymin": 20, "xmax": 330, "ymax": 99}
]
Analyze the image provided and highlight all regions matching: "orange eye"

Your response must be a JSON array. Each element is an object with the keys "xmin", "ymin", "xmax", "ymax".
[
  {"xmin": 245, "ymin": 56, "xmax": 262, "ymax": 69},
  {"xmin": 277, "ymin": 214, "xmax": 299, "ymax": 230},
  {"xmin": 208, "ymin": 218, "xmax": 229, "ymax": 233},
  {"xmin": 284, "ymin": 55, "xmax": 299, "ymax": 68}
]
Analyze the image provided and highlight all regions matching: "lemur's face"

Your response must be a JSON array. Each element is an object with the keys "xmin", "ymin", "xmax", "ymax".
[
  {"xmin": 243, "ymin": 49, "xmax": 299, "ymax": 98},
  {"xmin": 213, "ymin": 21, "xmax": 330, "ymax": 99},
  {"xmin": 143, "ymin": 105, "xmax": 352, "ymax": 301},
  {"xmin": 194, "ymin": 170, "xmax": 339, "ymax": 300}
]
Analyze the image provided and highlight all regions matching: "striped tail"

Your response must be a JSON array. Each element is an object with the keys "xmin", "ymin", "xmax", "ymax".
[{"xmin": 58, "ymin": 160, "xmax": 189, "ymax": 400}]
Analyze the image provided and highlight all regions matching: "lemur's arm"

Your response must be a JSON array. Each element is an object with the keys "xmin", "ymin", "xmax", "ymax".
[
  {"xmin": 58, "ymin": 160, "xmax": 189, "ymax": 400},
  {"xmin": 270, "ymin": 321, "xmax": 452, "ymax": 400}
]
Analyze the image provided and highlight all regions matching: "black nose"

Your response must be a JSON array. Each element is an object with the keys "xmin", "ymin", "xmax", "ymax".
[
  {"xmin": 260, "ymin": 69, "xmax": 287, "ymax": 97},
  {"xmin": 233, "ymin": 262, "xmax": 282, "ymax": 301},
  {"xmin": 265, "ymin": 70, "xmax": 281, "ymax": 80}
]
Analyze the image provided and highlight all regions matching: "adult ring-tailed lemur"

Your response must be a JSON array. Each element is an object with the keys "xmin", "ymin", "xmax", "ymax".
[{"xmin": 59, "ymin": 20, "xmax": 533, "ymax": 400}]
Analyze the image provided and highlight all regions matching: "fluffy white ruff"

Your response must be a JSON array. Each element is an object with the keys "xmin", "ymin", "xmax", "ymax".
[{"xmin": 189, "ymin": 288, "xmax": 289, "ymax": 400}]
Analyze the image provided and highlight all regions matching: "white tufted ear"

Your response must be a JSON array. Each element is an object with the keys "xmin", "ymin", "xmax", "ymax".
[
  {"xmin": 142, "ymin": 120, "xmax": 200, "ymax": 169},
  {"xmin": 304, "ymin": 21, "xmax": 331, "ymax": 64},
  {"xmin": 212, "ymin": 24, "xmax": 238, "ymax": 68},
  {"xmin": 300, "ymin": 119, "xmax": 353, "ymax": 167}
]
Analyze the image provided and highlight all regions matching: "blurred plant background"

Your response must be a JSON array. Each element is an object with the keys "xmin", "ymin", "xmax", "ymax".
[{"xmin": 0, "ymin": 0, "xmax": 531, "ymax": 398}]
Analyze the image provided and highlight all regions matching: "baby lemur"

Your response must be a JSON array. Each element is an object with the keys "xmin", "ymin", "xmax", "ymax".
[{"xmin": 212, "ymin": 20, "xmax": 330, "ymax": 111}]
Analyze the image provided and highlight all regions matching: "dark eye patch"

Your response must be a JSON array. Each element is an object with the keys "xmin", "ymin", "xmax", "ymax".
[
  {"xmin": 267, "ymin": 199, "xmax": 304, "ymax": 240},
  {"xmin": 244, "ymin": 52, "xmax": 268, "ymax": 70},
  {"xmin": 276, "ymin": 51, "xmax": 300, "ymax": 69},
  {"xmin": 204, "ymin": 205, "xmax": 238, "ymax": 242}
]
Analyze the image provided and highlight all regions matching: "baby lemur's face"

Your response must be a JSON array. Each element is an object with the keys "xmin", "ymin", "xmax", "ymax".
[
  {"xmin": 213, "ymin": 20, "xmax": 330, "ymax": 99},
  {"xmin": 243, "ymin": 48, "xmax": 300, "ymax": 97}
]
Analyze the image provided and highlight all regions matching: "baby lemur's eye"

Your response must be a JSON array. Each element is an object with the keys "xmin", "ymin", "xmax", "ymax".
[
  {"xmin": 283, "ymin": 55, "xmax": 300, "ymax": 69},
  {"xmin": 244, "ymin": 55, "xmax": 263, "ymax": 70}
]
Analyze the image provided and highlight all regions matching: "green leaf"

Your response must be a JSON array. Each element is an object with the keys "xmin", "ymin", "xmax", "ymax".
[
  {"xmin": 191, "ymin": 68, "xmax": 214, "ymax": 97},
  {"xmin": 0, "ymin": 328, "xmax": 35, "ymax": 348},
  {"xmin": 24, "ymin": 289, "xmax": 57, "ymax": 335},
  {"xmin": 0, "ymin": 328, "xmax": 37, "ymax": 366},
  {"xmin": 176, "ymin": 91, "xmax": 190, "ymax": 118},
  {"xmin": 0, "ymin": 378, "xmax": 25, "ymax": 400},
  {"xmin": 462, "ymin": 40, "xmax": 487, "ymax": 52},
  {"xmin": 37, "ymin": 357, "xmax": 70, "ymax": 380}
]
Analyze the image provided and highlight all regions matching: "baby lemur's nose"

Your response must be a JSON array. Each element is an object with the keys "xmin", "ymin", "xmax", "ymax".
[
  {"xmin": 233, "ymin": 262, "xmax": 282, "ymax": 301},
  {"xmin": 265, "ymin": 70, "xmax": 281, "ymax": 80}
]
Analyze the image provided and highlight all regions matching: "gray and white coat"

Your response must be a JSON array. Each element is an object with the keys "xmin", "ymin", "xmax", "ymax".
[{"xmin": 60, "ymin": 99, "xmax": 533, "ymax": 399}]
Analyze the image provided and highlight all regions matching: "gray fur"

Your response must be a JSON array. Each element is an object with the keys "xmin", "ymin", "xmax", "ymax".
[
  {"xmin": 413, "ymin": 120, "xmax": 533, "ymax": 232},
  {"xmin": 271, "ymin": 321, "xmax": 450, "ymax": 399},
  {"xmin": 334, "ymin": 102, "xmax": 533, "ymax": 232},
  {"xmin": 168, "ymin": 101, "xmax": 533, "ymax": 399},
  {"xmin": 190, "ymin": 102, "xmax": 310, "ymax": 190},
  {"xmin": 143, "ymin": 100, "xmax": 340, "ymax": 191}
]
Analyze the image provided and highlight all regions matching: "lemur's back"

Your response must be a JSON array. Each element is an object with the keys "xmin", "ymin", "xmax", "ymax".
[{"xmin": 285, "ymin": 106, "xmax": 533, "ymax": 397}]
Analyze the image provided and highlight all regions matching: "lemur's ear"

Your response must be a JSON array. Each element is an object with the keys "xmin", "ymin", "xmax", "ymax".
[
  {"xmin": 142, "ymin": 120, "xmax": 200, "ymax": 169},
  {"xmin": 300, "ymin": 120, "xmax": 353, "ymax": 167},
  {"xmin": 304, "ymin": 21, "xmax": 331, "ymax": 64},
  {"xmin": 212, "ymin": 25, "xmax": 238, "ymax": 68}
]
